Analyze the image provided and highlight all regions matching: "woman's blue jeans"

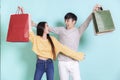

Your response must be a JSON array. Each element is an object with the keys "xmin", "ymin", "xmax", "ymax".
[{"xmin": 34, "ymin": 58, "xmax": 54, "ymax": 80}]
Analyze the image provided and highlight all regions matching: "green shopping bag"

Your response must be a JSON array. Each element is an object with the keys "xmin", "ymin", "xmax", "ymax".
[{"xmin": 92, "ymin": 9, "xmax": 115, "ymax": 34}]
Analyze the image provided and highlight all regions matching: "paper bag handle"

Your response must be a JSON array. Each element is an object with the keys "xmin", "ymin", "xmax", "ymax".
[
  {"xmin": 98, "ymin": 7, "xmax": 103, "ymax": 11},
  {"xmin": 16, "ymin": 6, "xmax": 24, "ymax": 14}
]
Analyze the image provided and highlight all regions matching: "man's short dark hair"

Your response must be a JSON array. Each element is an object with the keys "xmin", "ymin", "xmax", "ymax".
[{"xmin": 64, "ymin": 12, "xmax": 77, "ymax": 21}]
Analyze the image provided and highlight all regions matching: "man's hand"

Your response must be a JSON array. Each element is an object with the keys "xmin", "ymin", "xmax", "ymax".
[{"xmin": 93, "ymin": 4, "xmax": 102, "ymax": 12}]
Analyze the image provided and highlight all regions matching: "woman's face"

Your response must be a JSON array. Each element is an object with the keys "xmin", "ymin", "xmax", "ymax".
[{"xmin": 44, "ymin": 23, "xmax": 49, "ymax": 34}]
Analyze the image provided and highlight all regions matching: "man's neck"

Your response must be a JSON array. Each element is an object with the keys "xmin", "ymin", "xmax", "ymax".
[{"xmin": 66, "ymin": 26, "xmax": 74, "ymax": 30}]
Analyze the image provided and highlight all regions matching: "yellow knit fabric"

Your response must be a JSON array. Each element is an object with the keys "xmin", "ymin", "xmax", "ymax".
[{"xmin": 29, "ymin": 31, "xmax": 84, "ymax": 60}]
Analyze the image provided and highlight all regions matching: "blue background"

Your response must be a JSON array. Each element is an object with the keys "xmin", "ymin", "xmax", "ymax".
[{"xmin": 1, "ymin": 0, "xmax": 120, "ymax": 80}]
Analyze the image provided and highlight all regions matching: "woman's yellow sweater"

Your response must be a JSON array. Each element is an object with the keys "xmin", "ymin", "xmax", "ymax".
[{"xmin": 29, "ymin": 31, "xmax": 84, "ymax": 60}]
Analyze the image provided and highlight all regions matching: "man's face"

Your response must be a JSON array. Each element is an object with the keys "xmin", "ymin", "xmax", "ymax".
[{"xmin": 65, "ymin": 18, "xmax": 76, "ymax": 29}]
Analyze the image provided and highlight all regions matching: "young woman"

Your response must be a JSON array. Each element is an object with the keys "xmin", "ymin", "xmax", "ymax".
[{"xmin": 29, "ymin": 21, "xmax": 84, "ymax": 80}]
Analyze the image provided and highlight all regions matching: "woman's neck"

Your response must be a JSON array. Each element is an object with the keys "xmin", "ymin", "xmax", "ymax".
[{"xmin": 42, "ymin": 33, "xmax": 47, "ymax": 40}]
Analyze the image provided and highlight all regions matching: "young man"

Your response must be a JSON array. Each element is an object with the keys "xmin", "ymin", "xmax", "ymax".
[{"xmin": 49, "ymin": 5, "xmax": 100, "ymax": 80}]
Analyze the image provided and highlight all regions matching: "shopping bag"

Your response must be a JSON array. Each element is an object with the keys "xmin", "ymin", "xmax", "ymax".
[
  {"xmin": 92, "ymin": 8, "xmax": 115, "ymax": 34},
  {"xmin": 6, "ymin": 6, "xmax": 30, "ymax": 42}
]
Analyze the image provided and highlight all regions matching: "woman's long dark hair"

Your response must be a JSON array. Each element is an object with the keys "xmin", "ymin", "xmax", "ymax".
[{"xmin": 37, "ymin": 22, "xmax": 56, "ymax": 60}]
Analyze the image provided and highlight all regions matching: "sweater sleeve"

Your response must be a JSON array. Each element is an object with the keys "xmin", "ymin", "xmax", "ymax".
[
  {"xmin": 29, "ymin": 31, "xmax": 36, "ymax": 43},
  {"xmin": 51, "ymin": 37, "xmax": 85, "ymax": 61},
  {"xmin": 78, "ymin": 13, "xmax": 92, "ymax": 36}
]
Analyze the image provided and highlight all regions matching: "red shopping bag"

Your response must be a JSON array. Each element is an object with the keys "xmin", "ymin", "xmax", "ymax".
[{"xmin": 7, "ymin": 7, "xmax": 30, "ymax": 42}]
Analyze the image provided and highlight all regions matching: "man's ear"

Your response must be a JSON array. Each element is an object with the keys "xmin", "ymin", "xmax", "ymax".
[{"xmin": 73, "ymin": 20, "xmax": 76, "ymax": 24}]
